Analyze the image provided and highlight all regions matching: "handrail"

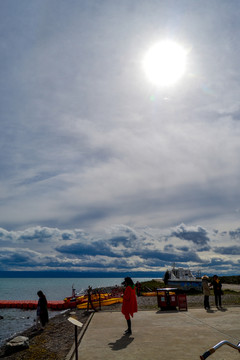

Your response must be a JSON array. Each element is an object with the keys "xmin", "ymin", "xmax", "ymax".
[{"xmin": 200, "ymin": 340, "xmax": 240, "ymax": 359}]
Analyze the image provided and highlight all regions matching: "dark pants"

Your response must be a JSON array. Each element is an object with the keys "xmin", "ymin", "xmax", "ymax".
[
  {"xmin": 204, "ymin": 295, "xmax": 210, "ymax": 309},
  {"xmin": 215, "ymin": 293, "xmax": 222, "ymax": 307}
]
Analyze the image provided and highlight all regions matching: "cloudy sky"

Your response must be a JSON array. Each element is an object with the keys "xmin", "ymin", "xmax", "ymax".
[{"xmin": 0, "ymin": 0, "xmax": 239, "ymax": 275}]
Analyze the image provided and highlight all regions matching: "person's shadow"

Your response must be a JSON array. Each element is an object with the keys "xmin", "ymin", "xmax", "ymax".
[{"xmin": 108, "ymin": 334, "xmax": 134, "ymax": 351}]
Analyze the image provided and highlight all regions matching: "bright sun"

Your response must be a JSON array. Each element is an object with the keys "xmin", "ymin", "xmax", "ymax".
[{"xmin": 143, "ymin": 40, "xmax": 187, "ymax": 87}]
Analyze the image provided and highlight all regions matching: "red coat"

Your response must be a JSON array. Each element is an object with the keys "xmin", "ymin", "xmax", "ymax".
[{"xmin": 121, "ymin": 285, "xmax": 138, "ymax": 318}]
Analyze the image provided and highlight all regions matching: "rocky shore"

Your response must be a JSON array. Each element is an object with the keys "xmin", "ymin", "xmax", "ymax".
[
  {"xmin": 0, "ymin": 308, "xmax": 91, "ymax": 360},
  {"xmin": 0, "ymin": 289, "xmax": 239, "ymax": 359}
]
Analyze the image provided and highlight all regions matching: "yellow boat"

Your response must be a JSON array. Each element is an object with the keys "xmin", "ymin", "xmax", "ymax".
[
  {"xmin": 64, "ymin": 293, "xmax": 110, "ymax": 304},
  {"xmin": 141, "ymin": 291, "xmax": 157, "ymax": 296},
  {"xmin": 77, "ymin": 297, "xmax": 123, "ymax": 309}
]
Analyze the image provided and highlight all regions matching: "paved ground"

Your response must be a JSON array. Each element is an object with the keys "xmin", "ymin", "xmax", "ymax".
[
  {"xmin": 71, "ymin": 306, "xmax": 240, "ymax": 360},
  {"xmin": 222, "ymin": 284, "xmax": 240, "ymax": 292}
]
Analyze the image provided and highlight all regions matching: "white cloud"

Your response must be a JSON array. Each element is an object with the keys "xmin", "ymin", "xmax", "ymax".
[
  {"xmin": 0, "ymin": 224, "xmax": 239, "ymax": 275},
  {"xmin": 1, "ymin": 1, "xmax": 240, "ymax": 274}
]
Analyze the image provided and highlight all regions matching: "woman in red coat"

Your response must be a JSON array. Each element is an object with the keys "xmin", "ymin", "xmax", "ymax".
[{"xmin": 121, "ymin": 277, "xmax": 138, "ymax": 335}]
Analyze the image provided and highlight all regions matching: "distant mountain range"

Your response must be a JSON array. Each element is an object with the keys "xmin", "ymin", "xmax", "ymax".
[
  {"xmin": 0, "ymin": 272, "xmax": 239, "ymax": 283},
  {"xmin": 0, "ymin": 271, "xmax": 164, "ymax": 278}
]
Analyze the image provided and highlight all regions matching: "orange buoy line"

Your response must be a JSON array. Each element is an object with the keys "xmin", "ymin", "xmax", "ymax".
[{"xmin": 0, "ymin": 300, "xmax": 75, "ymax": 310}]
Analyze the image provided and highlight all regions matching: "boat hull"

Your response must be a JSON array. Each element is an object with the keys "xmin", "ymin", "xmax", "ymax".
[{"xmin": 167, "ymin": 280, "xmax": 202, "ymax": 291}]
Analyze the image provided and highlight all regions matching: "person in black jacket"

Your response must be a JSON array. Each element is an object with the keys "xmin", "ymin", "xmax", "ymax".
[
  {"xmin": 37, "ymin": 290, "xmax": 49, "ymax": 328},
  {"xmin": 211, "ymin": 275, "xmax": 222, "ymax": 309}
]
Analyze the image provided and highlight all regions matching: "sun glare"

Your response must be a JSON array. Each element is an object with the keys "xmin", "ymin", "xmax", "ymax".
[{"xmin": 143, "ymin": 40, "xmax": 187, "ymax": 87}]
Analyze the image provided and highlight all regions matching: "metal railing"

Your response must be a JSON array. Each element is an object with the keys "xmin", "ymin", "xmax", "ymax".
[{"xmin": 200, "ymin": 340, "xmax": 240, "ymax": 359}]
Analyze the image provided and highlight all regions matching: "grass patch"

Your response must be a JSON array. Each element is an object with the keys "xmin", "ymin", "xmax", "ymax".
[
  {"xmin": 140, "ymin": 280, "xmax": 165, "ymax": 292},
  {"xmin": 219, "ymin": 275, "xmax": 240, "ymax": 284},
  {"xmin": 222, "ymin": 289, "xmax": 239, "ymax": 294}
]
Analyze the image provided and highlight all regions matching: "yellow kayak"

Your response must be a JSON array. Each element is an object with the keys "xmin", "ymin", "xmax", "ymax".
[
  {"xmin": 141, "ymin": 292, "xmax": 157, "ymax": 296},
  {"xmin": 77, "ymin": 297, "xmax": 123, "ymax": 309},
  {"xmin": 64, "ymin": 293, "xmax": 110, "ymax": 304}
]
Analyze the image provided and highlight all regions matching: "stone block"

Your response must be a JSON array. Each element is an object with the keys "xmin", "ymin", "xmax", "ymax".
[{"xmin": 5, "ymin": 336, "xmax": 29, "ymax": 355}]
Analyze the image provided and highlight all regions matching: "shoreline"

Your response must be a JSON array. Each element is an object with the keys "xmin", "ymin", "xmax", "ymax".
[
  {"xmin": 0, "ymin": 309, "xmax": 91, "ymax": 359},
  {"xmin": 0, "ymin": 285, "xmax": 240, "ymax": 359}
]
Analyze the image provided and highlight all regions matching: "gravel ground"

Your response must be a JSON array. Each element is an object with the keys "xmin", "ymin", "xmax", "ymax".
[{"xmin": 0, "ymin": 290, "xmax": 239, "ymax": 359}]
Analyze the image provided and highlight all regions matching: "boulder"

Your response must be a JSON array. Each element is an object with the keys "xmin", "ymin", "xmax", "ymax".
[{"xmin": 5, "ymin": 336, "xmax": 29, "ymax": 355}]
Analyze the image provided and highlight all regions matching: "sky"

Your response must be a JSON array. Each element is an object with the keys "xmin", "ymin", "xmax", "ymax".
[{"xmin": 0, "ymin": 0, "xmax": 240, "ymax": 276}]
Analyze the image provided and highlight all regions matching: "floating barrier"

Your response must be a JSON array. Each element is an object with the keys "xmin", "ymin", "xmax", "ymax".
[
  {"xmin": 0, "ymin": 296, "xmax": 124, "ymax": 310},
  {"xmin": 0, "ymin": 300, "xmax": 71, "ymax": 310}
]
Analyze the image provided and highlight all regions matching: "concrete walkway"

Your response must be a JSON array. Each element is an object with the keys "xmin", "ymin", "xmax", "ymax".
[{"xmin": 74, "ymin": 307, "xmax": 240, "ymax": 360}]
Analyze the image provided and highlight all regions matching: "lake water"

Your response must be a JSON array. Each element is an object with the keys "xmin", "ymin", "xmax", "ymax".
[{"xmin": 0, "ymin": 277, "xmax": 151, "ymax": 346}]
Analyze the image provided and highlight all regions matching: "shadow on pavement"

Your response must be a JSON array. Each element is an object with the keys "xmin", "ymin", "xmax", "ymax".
[{"xmin": 108, "ymin": 334, "xmax": 134, "ymax": 351}]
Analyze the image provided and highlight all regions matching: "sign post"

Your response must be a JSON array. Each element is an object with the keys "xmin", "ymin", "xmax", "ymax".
[{"xmin": 68, "ymin": 317, "xmax": 83, "ymax": 360}]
